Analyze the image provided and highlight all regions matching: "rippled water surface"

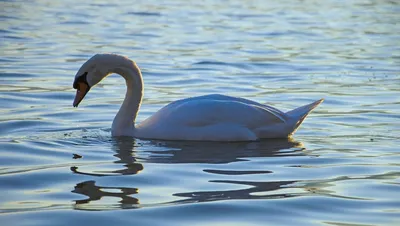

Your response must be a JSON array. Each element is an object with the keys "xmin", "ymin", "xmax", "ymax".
[{"xmin": 1, "ymin": 0, "xmax": 400, "ymax": 225}]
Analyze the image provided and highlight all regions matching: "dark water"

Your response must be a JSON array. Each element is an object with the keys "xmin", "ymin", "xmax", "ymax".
[{"xmin": 1, "ymin": 0, "xmax": 399, "ymax": 225}]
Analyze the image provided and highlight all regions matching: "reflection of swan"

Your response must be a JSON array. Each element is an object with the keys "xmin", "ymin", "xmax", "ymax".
[
  {"xmin": 70, "ymin": 137, "xmax": 303, "ymax": 176},
  {"xmin": 72, "ymin": 53, "xmax": 323, "ymax": 141},
  {"xmin": 71, "ymin": 138, "xmax": 306, "ymax": 210},
  {"xmin": 144, "ymin": 138, "xmax": 305, "ymax": 164},
  {"xmin": 173, "ymin": 179, "xmax": 297, "ymax": 203},
  {"xmin": 71, "ymin": 137, "xmax": 143, "ymax": 177},
  {"xmin": 72, "ymin": 180, "xmax": 139, "ymax": 209}
]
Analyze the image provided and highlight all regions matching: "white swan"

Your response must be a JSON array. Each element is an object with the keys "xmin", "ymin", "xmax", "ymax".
[{"xmin": 72, "ymin": 54, "xmax": 323, "ymax": 141}]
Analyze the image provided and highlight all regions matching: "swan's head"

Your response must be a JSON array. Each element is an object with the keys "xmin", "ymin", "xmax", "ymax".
[{"xmin": 72, "ymin": 54, "xmax": 132, "ymax": 107}]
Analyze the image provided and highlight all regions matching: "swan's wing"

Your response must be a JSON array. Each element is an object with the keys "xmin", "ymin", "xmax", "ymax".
[
  {"xmin": 140, "ymin": 96, "xmax": 287, "ymax": 131},
  {"xmin": 251, "ymin": 103, "xmax": 287, "ymax": 123},
  {"xmin": 171, "ymin": 94, "xmax": 287, "ymax": 122}
]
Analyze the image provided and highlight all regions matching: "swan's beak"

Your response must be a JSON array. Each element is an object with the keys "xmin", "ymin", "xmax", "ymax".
[{"xmin": 73, "ymin": 82, "xmax": 90, "ymax": 107}]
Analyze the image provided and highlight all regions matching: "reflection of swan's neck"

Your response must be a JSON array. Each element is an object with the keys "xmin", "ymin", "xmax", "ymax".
[{"xmin": 111, "ymin": 62, "xmax": 143, "ymax": 136}]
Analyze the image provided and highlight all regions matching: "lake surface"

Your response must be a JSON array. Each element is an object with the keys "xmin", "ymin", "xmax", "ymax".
[{"xmin": 1, "ymin": 0, "xmax": 399, "ymax": 225}]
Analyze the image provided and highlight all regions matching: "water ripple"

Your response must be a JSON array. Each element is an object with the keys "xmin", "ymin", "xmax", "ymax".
[{"xmin": 0, "ymin": 0, "xmax": 399, "ymax": 225}]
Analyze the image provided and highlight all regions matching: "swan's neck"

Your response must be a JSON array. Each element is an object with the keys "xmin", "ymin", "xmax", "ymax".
[{"xmin": 111, "ymin": 63, "xmax": 143, "ymax": 136}]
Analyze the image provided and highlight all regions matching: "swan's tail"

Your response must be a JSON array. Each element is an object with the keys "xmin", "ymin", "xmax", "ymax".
[{"xmin": 286, "ymin": 99, "xmax": 324, "ymax": 135}]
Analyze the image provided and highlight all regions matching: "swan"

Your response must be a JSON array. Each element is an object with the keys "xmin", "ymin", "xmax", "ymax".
[{"xmin": 72, "ymin": 53, "xmax": 323, "ymax": 141}]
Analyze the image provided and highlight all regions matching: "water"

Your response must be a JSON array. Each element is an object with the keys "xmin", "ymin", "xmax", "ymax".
[{"xmin": 1, "ymin": 0, "xmax": 399, "ymax": 225}]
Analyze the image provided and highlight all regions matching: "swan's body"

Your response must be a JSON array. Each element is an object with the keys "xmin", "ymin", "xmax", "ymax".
[{"xmin": 73, "ymin": 54, "xmax": 323, "ymax": 141}]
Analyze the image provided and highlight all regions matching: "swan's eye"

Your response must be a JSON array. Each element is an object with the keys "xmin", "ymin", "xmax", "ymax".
[{"xmin": 73, "ymin": 72, "xmax": 89, "ymax": 89}]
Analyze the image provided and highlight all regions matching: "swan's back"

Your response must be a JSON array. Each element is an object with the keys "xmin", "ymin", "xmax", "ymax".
[
  {"xmin": 170, "ymin": 94, "xmax": 285, "ymax": 115},
  {"xmin": 137, "ymin": 94, "xmax": 286, "ymax": 130}
]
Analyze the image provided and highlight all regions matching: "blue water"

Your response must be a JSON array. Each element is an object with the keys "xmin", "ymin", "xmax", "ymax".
[{"xmin": 1, "ymin": 0, "xmax": 400, "ymax": 225}]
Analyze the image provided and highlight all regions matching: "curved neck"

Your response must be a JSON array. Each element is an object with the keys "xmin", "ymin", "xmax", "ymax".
[{"xmin": 111, "ymin": 63, "xmax": 143, "ymax": 136}]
